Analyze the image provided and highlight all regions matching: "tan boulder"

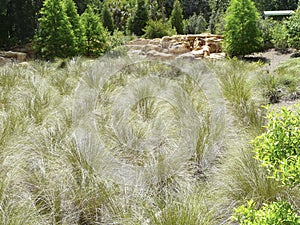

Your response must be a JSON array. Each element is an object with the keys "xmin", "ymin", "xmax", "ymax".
[
  {"xmin": 125, "ymin": 45, "xmax": 144, "ymax": 51},
  {"xmin": 209, "ymin": 53, "xmax": 226, "ymax": 60},
  {"xmin": 146, "ymin": 50, "xmax": 174, "ymax": 60},
  {"xmin": 201, "ymin": 45, "xmax": 211, "ymax": 57},
  {"xmin": 149, "ymin": 38, "xmax": 161, "ymax": 45},
  {"xmin": 175, "ymin": 52, "xmax": 195, "ymax": 60},
  {"xmin": 127, "ymin": 38, "xmax": 150, "ymax": 46},
  {"xmin": 191, "ymin": 50, "xmax": 205, "ymax": 58},
  {"xmin": 142, "ymin": 44, "xmax": 162, "ymax": 53},
  {"xmin": 168, "ymin": 44, "xmax": 190, "ymax": 54},
  {"xmin": 0, "ymin": 51, "xmax": 27, "ymax": 62},
  {"xmin": 126, "ymin": 34, "xmax": 224, "ymax": 60}
]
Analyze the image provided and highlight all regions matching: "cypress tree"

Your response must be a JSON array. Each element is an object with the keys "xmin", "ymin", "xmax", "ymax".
[
  {"xmin": 63, "ymin": 0, "xmax": 85, "ymax": 55},
  {"xmin": 127, "ymin": 0, "xmax": 149, "ymax": 36},
  {"xmin": 170, "ymin": 0, "xmax": 184, "ymax": 34},
  {"xmin": 81, "ymin": 5, "xmax": 108, "ymax": 57},
  {"xmin": 224, "ymin": 0, "xmax": 262, "ymax": 57},
  {"xmin": 34, "ymin": 0, "xmax": 76, "ymax": 60},
  {"xmin": 101, "ymin": 1, "xmax": 114, "ymax": 34}
]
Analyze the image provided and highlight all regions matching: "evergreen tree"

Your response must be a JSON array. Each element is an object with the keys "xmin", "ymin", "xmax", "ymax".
[
  {"xmin": 81, "ymin": 5, "xmax": 108, "ymax": 57},
  {"xmin": 224, "ymin": 0, "xmax": 262, "ymax": 57},
  {"xmin": 208, "ymin": 0, "xmax": 230, "ymax": 34},
  {"xmin": 170, "ymin": 0, "xmax": 184, "ymax": 34},
  {"xmin": 101, "ymin": 1, "xmax": 114, "ymax": 34},
  {"xmin": 34, "ymin": 0, "xmax": 76, "ymax": 60},
  {"xmin": 63, "ymin": 0, "xmax": 85, "ymax": 54},
  {"xmin": 184, "ymin": 13, "xmax": 207, "ymax": 34},
  {"xmin": 127, "ymin": 0, "xmax": 149, "ymax": 36}
]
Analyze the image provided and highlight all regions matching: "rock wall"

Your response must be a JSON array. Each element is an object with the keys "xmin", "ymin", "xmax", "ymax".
[
  {"xmin": 126, "ymin": 34, "xmax": 225, "ymax": 60},
  {"xmin": 0, "ymin": 51, "xmax": 27, "ymax": 66}
]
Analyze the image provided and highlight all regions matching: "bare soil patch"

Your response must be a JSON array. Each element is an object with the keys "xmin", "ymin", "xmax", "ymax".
[{"xmin": 245, "ymin": 48, "xmax": 297, "ymax": 72}]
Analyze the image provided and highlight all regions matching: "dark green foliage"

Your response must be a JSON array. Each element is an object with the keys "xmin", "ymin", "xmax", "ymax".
[
  {"xmin": 253, "ymin": 105, "xmax": 300, "ymax": 187},
  {"xmin": 101, "ymin": 1, "xmax": 114, "ymax": 34},
  {"xmin": 127, "ymin": 0, "xmax": 149, "ymax": 36},
  {"xmin": 34, "ymin": 0, "xmax": 76, "ymax": 60},
  {"xmin": 73, "ymin": 0, "xmax": 102, "ymax": 14},
  {"xmin": 143, "ymin": 19, "xmax": 176, "ymax": 38},
  {"xmin": 252, "ymin": 0, "xmax": 299, "ymax": 12},
  {"xmin": 233, "ymin": 200, "xmax": 300, "ymax": 224},
  {"xmin": 224, "ymin": 0, "xmax": 262, "ymax": 57},
  {"xmin": 208, "ymin": 0, "xmax": 230, "ymax": 34},
  {"xmin": 63, "ymin": 0, "xmax": 85, "ymax": 55},
  {"xmin": 285, "ymin": 8, "xmax": 300, "ymax": 49},
  {"xmin": 105, "ymin": 0, "xmax": 136, "ymax": 31},
  {"xmin": 170, "ymin": 0, "xmax": 184, "ymax": 34},
  {"xmin": 0, "ymin": 0, "xmax": 42, "ymax": 48},
  {"xmin": 183, "ymin": 13, "xmax": 207, "ymax": 34},
  {"xmin": 81, "ymin": 5, "xmax": 108, "ymax": 57},
  {"xmin": 176, "ymin": 0, "xmax": 211, "ymax": 21}
]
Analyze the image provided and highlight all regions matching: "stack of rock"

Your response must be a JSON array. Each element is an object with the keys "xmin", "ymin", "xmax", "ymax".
[
  {"xmin": 0, "ymin": 43, "xmax": 33, "ymax": 66},
  {"xmin": 0, "ymin": 51, "xmax": 27, "ymax": 66},
  {"xmin": 126, "ymin": 34, "xmax": 225, "ymax": 60}
]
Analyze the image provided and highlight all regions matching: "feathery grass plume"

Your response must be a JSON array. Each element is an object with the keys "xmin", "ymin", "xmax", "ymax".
[
  {"xmin": 211, "ymin": 59, "xmax": 266, "ymax": 133},
  {"xmin": 258, "ymin": 73, "xmax": 282, "ymax": 103},
  {"xmin": 2, "ymin": 54, "xmax": 291, "ymax": 224},
  {"xmin": 72, "ymin": 56, "xmax": 227, "ymax": 225},
  {"xmin": 147, "ymin": 185, "xmax": 218, "ymax": 225}
]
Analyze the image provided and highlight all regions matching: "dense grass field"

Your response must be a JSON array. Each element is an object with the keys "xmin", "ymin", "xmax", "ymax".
[{"xmin": 0, "ymin": 56, "xmax": 299, "ymax": 224}]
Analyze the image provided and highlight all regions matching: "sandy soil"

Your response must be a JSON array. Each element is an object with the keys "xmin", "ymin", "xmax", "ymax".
[{"xmin": 245, "ymin": 48, "xmax": 295, "ymax": 72}]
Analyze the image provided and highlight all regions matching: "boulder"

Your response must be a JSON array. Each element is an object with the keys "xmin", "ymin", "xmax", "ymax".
[
  {"xmin": 0, "ymin": 51, "xmax": 27, "ymax": 62},
  {"xmin": 205, "ymin": 39, "xmax": 222, "ymax": 53},
  {"xmin": 201, "ymin": 45, "xmax": 211, "ymax": 57},
  {"xmin": 146, "ymin": 50, "xmax": 174, "ymax": 60},
  {"xmin": 125, "ymin": 45, "xmax": 144, "ymax": 51},
  {"xmin": 142, "ymin": 44, "xmax": 162, "ymax": 53},
  {"xmin": 126, "ymin": 34, "xmax": 224, "ymax": 60},
  {"xmin": 209, "ymin": 53, "xmax": 226, "ymax": 60},
  {"xmin": 175, "ymin": 52, "xmax": 195, "ymax": 60},
  {"xmin": 127, "ymin": 38, "xmax": 150, "ymax": 46},
  {"xmin": 191, "ymin": 50, "xmax": 205, "ymax": 58},
  {"xmin": 168, "ymin": 44, "xmax": 190, "ymax": 54},
  {"xmin": 193, "ymin": 38, "xmax": 205, "ymax": 50},
  {"xmin": 149, "ymin": 38, "xmax": 161, "ymax": 45}
]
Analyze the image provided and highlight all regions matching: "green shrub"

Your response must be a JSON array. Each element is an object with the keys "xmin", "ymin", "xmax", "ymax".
[
  {"xmin": 233, "ymin": 200, "xmax": 300, "ymax": 224},
  {"xmin": 223, "ymin": 0, "xmax": 262, "ymax": 57},
  {"xmin": 106, "ymin": 30, "xmax": 128, "ymax": 57},
  {"xmin": 253, "ymin": 105, "xmax": 300, "ymax": 187},
  {"xmin": 259, "ymin": 17, "xmax": 276, "ymax": 49},
  {"xmin": 34, "ymin": 0, "xmax": 76, "ymax": 60},
  {"xmin": 285, "ymin": 8, "xmax": 300, "ymax": 49},
  {"xmin": 143, "ymin": 20, "xmax": 176, "ymax": 39},
  {"xmin": 81, "ymin": 5, "xmax": 108, "ymax": 57},
  {"xmin": 271, "ymin": 21, "xmax": 289, "ymax": 50},
  {"xmin": 63, "ymin": 0, "xmax": 85, "ymax": 55}
]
